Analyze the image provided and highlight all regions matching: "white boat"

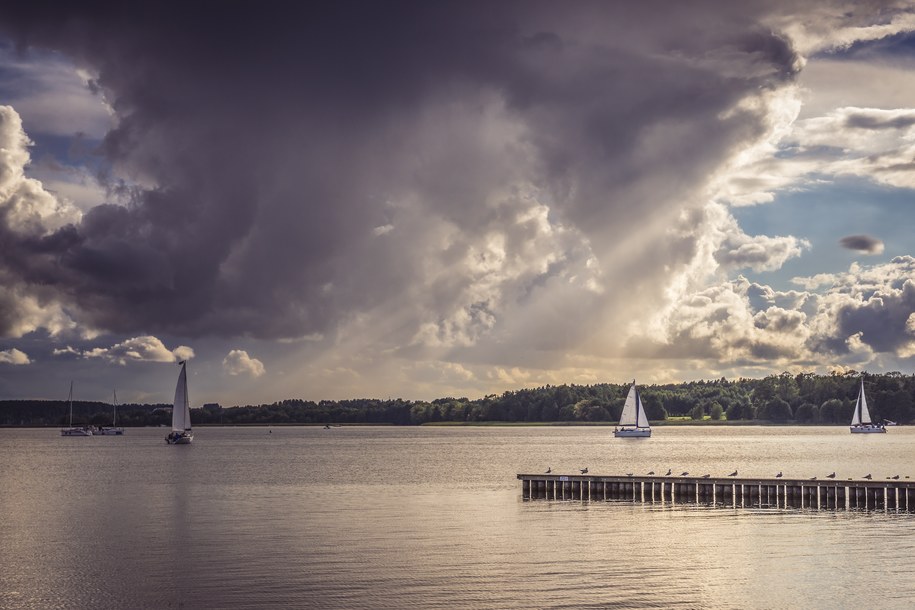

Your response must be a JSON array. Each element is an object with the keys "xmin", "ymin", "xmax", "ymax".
[
  {"xmin": 165, "ymin": 361, "xmax": 194, "ymax": 444},
  {"xmin": 61, "ymin": 381, "xmax": 93, "ymax": 436},
  {"xmin": 614, "ymin": 380, "xmax": 651, "ymax": 438},
  {"xmin": 97, "ymin": 390, "xmax": 125, "ymax": 435},
  {"xmin": 850, "ymin": 377, "xmax": 886, "ymax": 434}
]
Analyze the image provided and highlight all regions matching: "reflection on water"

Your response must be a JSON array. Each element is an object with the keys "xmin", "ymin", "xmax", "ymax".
[{"xmin": 2, "ymin": 426, "xmax": 915, "ymax": 608}]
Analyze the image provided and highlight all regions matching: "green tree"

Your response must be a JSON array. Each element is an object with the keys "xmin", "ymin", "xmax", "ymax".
[
  {"xmin": 689, "ymin": 404, "xmax": 705, "ymax": 420},
  {"xmin": 818, "ymin": 398, "xmax": 843, "ymax": 424},
  {"xmin": 709, "ymin": 402, "xmax": 724, "ymax": 420},
  {"xmin": 793, "ymin": 402, "xmax": 817, "ymax": 423},
  {"xmin": 758, "ymin": 398, "xmax": 792, "ymax": 422}
]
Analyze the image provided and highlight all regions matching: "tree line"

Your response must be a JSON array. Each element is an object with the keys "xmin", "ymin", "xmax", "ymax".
[{"xmin": 2, "ymin": 370, "xmax": 913, "ymax": 427}]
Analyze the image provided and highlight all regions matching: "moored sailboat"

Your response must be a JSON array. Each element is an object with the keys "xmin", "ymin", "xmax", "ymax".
[
  {"xmin": 614, "ymin": 380, "xmax": 651, "ymax": 438},
  {"xmin": 850, "ymin": 377, "xmax": 885, "ymax": 434},
  {"xmin": 166, "ymin": 360, "xmax": 194, "ymax": 444},
  {"xmin": 97, "ymin": 390, "xmax": 125, "ymax": 435},
  {"xmin": 60, "ymin": 381, "xmax": 93, "ymax": 436}
]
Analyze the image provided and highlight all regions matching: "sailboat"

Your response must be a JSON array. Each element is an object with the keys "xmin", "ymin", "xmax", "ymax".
[
  {"xmin": 614, "ymin": 380, "xmax": 651, "ymax": 438},
  {"xmin": 165, "ymin": 360, "xmax": 194, "ymax": 444},
  {"xmin": 98, "ymin": 390, "xmax": 125, "ymax": 435},
  {"xmin": 850, "ymin": 377, "xmax": 886, "ymax": 434},
  {"xmin": 61, "ymin": 381, "xmax": 93, "ymax": 436}
]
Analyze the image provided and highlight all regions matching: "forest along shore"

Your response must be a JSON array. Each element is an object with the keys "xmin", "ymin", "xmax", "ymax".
[{"xmin": 2, "ymin": 371, "xmax": 912, "ymax": 427}]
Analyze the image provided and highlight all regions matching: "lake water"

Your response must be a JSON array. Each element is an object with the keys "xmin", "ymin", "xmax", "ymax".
[{"xmin": 2, "ymin": 425, "xmax": 915, "ymax": 609}]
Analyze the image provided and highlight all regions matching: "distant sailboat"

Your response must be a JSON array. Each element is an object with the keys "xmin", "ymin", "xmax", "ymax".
[
  {"xmin": 98, "ymin": 390, "xmax": 125, "ymax": 435},
  {"xmin": 61, "ymin": 381, "xmax": 93, "ymax": 436},
  {"xmin": 165, "ymin": 361, "xmax": 194, "ymax": 445},
  {"xmin": 614, "ymin": 380, "xmax": 651, "ymax": 438},
  {"xmin": 850, "ymin": 377, "xmax": 886, "ymax": 434}
]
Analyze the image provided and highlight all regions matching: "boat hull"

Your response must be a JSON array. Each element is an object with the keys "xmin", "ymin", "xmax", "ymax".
[
  {"xmin": 850, "ymin": 425, "xmax": 886, "ymax": 434},
  {"xmin": 614, "ymin": 428, "xmax": 651, "ymax": 438},
  {"xmin": 98, "ymin": 427, "xmax": 125, "ymax": 435},
  {"xmin": 166, "ymin": 431, "xmax": 194, "ymax": 444},
  {"xmin": 60, "ymin": 428, "xmax": 93, "ymax": 436}
]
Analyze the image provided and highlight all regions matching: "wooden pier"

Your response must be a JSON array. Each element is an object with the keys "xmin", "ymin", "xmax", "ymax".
[{"xmin": 518, "ymin": 473, "xmax": 915, "ymax": 512}]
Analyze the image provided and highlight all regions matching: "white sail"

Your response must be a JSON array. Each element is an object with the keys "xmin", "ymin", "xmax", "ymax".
[
  {"xmin": 172, "ymin": 361, "xmax": 192, "ymax": 432},
  {"xmin": 636, "ymin": 392, "xmax": 648, "ymax": 428},
  {"xmin": 619, "ymin": 382, "xmax": 649, "ymax": 429},
  {"xmin": 851, "ymin": 378, "xmax": 871, "ymax": 426}
]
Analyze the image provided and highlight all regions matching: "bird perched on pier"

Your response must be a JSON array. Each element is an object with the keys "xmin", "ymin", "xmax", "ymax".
[
  {"xmin": 680, "ymin": 471, "xmax": 689, "ymax": 476},
  {"xmin": 891, "ymin": 475, "xmax": 900, "ymax": 480},
  {"xmin": 728, "ymin": 470, "xmax": 738, "ymax": 477},
  {"xmin": 775, "ymin": 472, "xmax": 783, "ymax": 478},
  {"xmin": 665, "ymin": 469, "xmax": 672, "ymax": 476},
  {"xmin": 647, "ymin": 471, "xmax": 655, "ymax": 475},
  {"xmin": 826, "ymin": 472, "xmax": 836, "ymax": 479},
  {"xmin": 810, "ymin": 476, "xmax": 817, "ymax": 480},
  {"xmin": 580, "ymin": 467, "xmax": 588, "ymax": 474},
  {"xmin": 545, "ymin": 467, "xmax": 551, "ymax": 474},
  {"xmin": 702, "ymin": 474, "xmax": 711, "ymax": 479},
  {"xmin": 626, "ymin": 473, "xmax": 633, "ymax": 477},
  {"xmin": 863, "ymin": 474, "xmax": 872, "ymax": 480}
]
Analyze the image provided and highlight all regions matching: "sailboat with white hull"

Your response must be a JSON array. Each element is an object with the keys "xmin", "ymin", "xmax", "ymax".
[
  {"xmin": 61, "ymin": 381, "xmax": 93, "ymax": 436},
  {"xmin": 850, "ymin": 377, "xmax": 885, "ymax": 434},
  {"xmin": 614, "ymin": 381, "xmax": 651, "ymax": 438},
  {"xmin": 165, "ymin": 361, "xmax": 194, "ymax": 445},
  {"xmin": 98, "ymin": 390, "xmax": 125, "ymax": 435}
]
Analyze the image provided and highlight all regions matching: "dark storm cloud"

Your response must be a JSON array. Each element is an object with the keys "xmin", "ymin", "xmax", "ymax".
[
  {"xmin": 839, "ymin": 234, "xmax": 884, "ymax": 254},
  {"xmin": 845, "ymin": 113, "xmax": 915, "ymax": 130},
  {"xmin": 0, "ymin": 1, "xmax": 803, "ymax": 343}
]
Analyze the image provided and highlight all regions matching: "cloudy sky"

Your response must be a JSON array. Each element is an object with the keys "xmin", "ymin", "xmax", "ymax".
[{"xmin": 1, "ymin": 1, "xmax": 915, "ymax": 406}]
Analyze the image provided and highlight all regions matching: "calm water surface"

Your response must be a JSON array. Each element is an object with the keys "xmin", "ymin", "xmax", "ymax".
[{"xmin": 2, "ymin": 426, "xmax": 915, "ymax": 609}]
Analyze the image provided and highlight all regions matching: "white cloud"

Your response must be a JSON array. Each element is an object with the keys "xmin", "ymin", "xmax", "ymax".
[
  {"xmin": 223, "ymin": 349, "xmax": 265, "ymax": 377},
  {"xmin": 0, "ymin": 348, "xmax": 30, "ymax": 365},
  {"xmin": 80, "ymin": 335, "xmax": 193, "ymax": 365},
  {"xmin": 0, "ymin": 105, "xmax": 82, "ymax": 234},
  {"xmin": 649, "ymin": 257, "xmax": 915, "ymax": 370},
  {"xmin": 774, "ymin": 7, "xmax": 915, "ymax": 56}
]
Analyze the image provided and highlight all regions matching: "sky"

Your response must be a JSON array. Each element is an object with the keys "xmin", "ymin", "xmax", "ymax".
[{"xmin": 1, "ymin": 1, "xmax": 915, "ymax": 407}]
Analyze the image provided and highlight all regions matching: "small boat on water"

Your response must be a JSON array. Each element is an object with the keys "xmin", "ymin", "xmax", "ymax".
[
  {"xmin": 97, "ymin": 389, "xmax": 125, "ymax": 435},
  {"xmin": 61, "ymin": 381, "xmax": 93, "ymax": 436},
  {"xmin": 614, "ymin": 380, "xmax": 651, "ymax": 438},
  {"xmin": 165, "ymin": 361, "xmax": 194, "ymax": 445},
  {"xmin": 850, "ymin": 377, "xmax": 886, "ymax": 434}
]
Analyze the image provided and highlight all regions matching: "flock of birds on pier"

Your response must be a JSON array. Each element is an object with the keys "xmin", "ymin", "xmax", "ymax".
[{"xmin": 546, "ymin": 467, "xmax": 908, "ymax": 480}]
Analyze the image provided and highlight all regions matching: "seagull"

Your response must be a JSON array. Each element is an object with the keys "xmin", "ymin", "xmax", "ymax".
[
  {"xmin": 810, "ymin": 476, "xmax": 817, "ymax": 480},
  {"xmin": 647, "ymin": 471, "xmax": 655, "ymax": 475},
  {"xmin": 702, "ymin": 474, "xmax": 711, "ymax": 479},
  {"xmin": 775, "ymin": 472, "xmax": 783, "ymax": 478},
  {"xmin": 580, "ymin": 467, "xmax": 589, "ymax": 474},
  {"xmin": 545, "ymin": 467, "xmax": 551, "ymax": 474},
  {"xmin": 681, "ymin": 471, "xmax": 689, "ymax": 476},
  {"xmin": 863, "ymin": 474, "xmax": 872, "ymax": 480},
  {"xmin": 626, "ymin": 473, "xmax": 633, "ymax": 477},
  {"xmin": 826, "ymin": 472, "xmax": 836, "ymax": 479},
  {"xmin": 728, "ymin": 470, "xmax": 738, "ymax": 477},
  {"xmin": 891, "ymin": 475, "xmax": 900, "ymax": 480},
  {"xmin": 665, "ymin": 469, "xmax": 672, "ymax": 476}
]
